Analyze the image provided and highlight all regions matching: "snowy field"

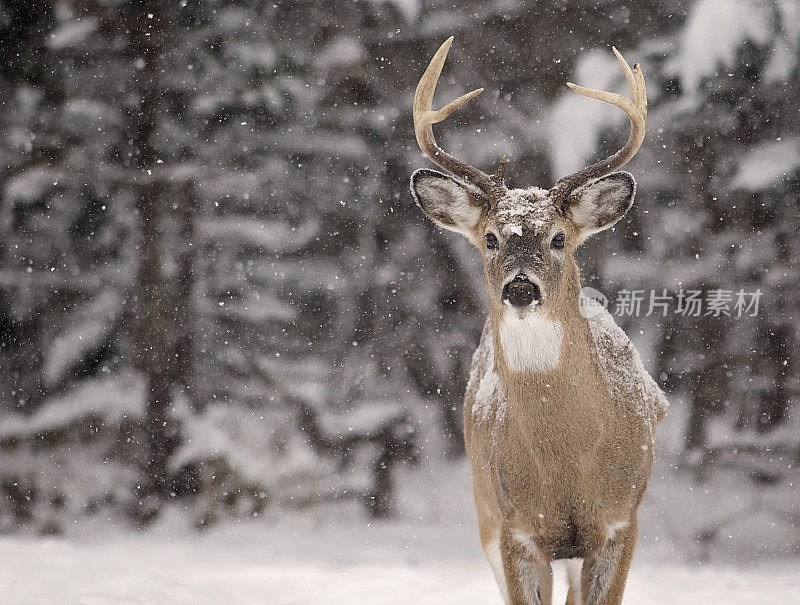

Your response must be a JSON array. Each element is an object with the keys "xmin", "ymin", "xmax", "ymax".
[
  {"xmin": 3, "ymin": 408, "xmax": 799, "ymax": 604},
  {"xmin": 2, "ymin": 514, "xmax": 799, "ymax": 605}
]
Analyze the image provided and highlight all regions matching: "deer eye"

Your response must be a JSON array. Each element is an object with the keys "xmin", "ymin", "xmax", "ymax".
[
  {"xmin": 551, "ymin": 233, "xmax": 565, "ymax": 249},
  {"xmin": 485, "ymin": 233, "xmax": 498, "ymax": 249}
]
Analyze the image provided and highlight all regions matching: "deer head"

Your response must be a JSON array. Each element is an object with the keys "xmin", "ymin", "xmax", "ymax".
[{"xmin": 410, "ymin": 38, "xmax": 647, "ymax": 369}]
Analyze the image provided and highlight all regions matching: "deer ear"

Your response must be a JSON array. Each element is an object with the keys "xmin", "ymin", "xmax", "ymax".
[
  {"xmin": 564, "ymin": 172, "xmax": 635, "ymax": 240},
  {"xmin": 410, "ymin": 169, "xmax": 487, "ymax": 236}
]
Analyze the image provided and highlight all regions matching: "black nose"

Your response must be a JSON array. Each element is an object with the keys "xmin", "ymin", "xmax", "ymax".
[{"xmin": 502, "ymin": 275, "xmax": 541, "ymax": 307}]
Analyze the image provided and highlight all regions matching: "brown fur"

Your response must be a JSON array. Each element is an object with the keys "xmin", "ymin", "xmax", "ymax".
[
  {"xmin": 412, "ymin": 173, "xmax": 665, "ymax": 604},
  {"xmin": 465, "ymin": 259, "xmax": 653, "ymax": 604}
]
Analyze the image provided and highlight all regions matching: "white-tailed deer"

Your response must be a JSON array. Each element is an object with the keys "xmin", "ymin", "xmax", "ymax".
[{"xmin": 410, "ymin": 38, "xmax": 668, "ymax": 605}]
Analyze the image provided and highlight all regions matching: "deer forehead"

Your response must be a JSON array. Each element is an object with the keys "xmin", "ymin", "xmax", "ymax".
[{"xmin": 493, "ymin": 188, "xmax": 559, "ymax": 237}]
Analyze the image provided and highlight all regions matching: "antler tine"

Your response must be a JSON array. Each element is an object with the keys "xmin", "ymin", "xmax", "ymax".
[
  {"xmin": 613, "ymin": 47, "xmax": 638, "ymax": 106},
  {"xmin": 633, "ymin": 58, "xmax": 648, "ymax": 122},
  {"xmin": 413, "ymin": 37, "xmax": 498, "ymax": 195},
  {"xmin": 551, "ymin": 47, "xmax": 648, "ymax": 208},
  {"xmin": 613, "ymin": 46, "xmax": 647, "ymax": 122},
  {"xmin": 492, "ymin": 155, "xmax": 508, "ymax": 183}
]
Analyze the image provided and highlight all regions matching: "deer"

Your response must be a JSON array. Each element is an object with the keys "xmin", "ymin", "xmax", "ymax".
[{"xmin": 409, "ymin": 38, "xmax": 669, "ymax": 605}]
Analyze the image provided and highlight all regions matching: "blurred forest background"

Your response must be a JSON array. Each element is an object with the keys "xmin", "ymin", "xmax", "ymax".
[{"xmin": 0, "ymin": 0, "xmax": 797, "ymax": 560}]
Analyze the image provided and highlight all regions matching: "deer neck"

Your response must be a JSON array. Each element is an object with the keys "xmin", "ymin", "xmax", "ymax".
[{"xmin": 490, "ymin": 267, "xmax": 594, "ymax": 397}]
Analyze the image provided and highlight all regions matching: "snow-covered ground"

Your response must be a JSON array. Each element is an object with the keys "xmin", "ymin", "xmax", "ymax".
[
  {"xmin": 2, "ymin": 513, "xmax": 799, "ymax": 605},
  {"xmin": 3, "ymin": 401, "xmax": 797, "ymax": 604}
]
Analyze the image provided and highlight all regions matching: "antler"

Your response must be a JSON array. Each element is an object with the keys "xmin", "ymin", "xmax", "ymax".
[
  {"xmin": 550, "ymin": 47, "xmax": 647, "ymax": 208},
  {"xmin": 414, "ymin": 37, "xmax": 504, "ymax": 197}
]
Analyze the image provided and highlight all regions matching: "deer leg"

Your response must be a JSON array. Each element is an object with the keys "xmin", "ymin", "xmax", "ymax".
[
  {"xmin": 565, "ymin": 558, "xmax": 584, "ymax": 605},
  {"xmin": 566, "ymin": 586, "xmax": 581, "ymax": 605},
  {"xmin": 565, "ymin": 589, "xmax": 578, "ymax": 605},
  {"xmin": 581, "ymin": 517, "xmax": 638, "ymax": 605},
  {"xmin": 500, "ymin": 527, "xmax": 553, "ymax": 605}
]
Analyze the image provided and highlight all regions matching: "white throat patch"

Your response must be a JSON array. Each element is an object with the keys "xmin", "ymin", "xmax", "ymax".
[{"xmin": 499, "ymin": 310, "xmax": 563, "ymax": 371}]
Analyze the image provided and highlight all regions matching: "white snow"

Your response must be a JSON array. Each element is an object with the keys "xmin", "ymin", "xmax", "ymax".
[
  {"xmin": 0, "ymin": 371, "xmax": 145, "ymax": 439},
  {"xmin": 198, "ymin": 216, "xmax": 320, "ymax": 252},
  {"xmin": 0, "ymin": 512, "xmax": 797, "ymax": 604},
  {"xmin": 776, "ymin": 0, "xmax": 800, "ymax": 42},
  {"xmin": 48, "ymin": 18, "xmax": 98, "ymax": 51},
  {"xmin": 173, "ymin": 404, "xmax": 321, "ymax": 489},
  {"xmin": 64, "ymin": 99, "xmax": 122, "ymax": 125},
  {"xmin": 217, "ymin": 292, "xmax": 297, "ymax": 323},
  {"xmin": 730, "ymin": 138, "xmax": 800, "ymax": 191},
  {"xmin": 0, "ymin": 406, "xmax": 797, "ymax": 603},
  {"xmin": 4, "ymin": 167, "xmax": 66, "ymax": 204},
  {"xmin": 314, "ymin": 37, "xmax": 366, "ymax": 69},
  {"xmin": 368, "ymin": 0, "xmax": 421, "ymax": 22},
  {"xmin": 231, "ymin": 42, "xmax": 277, "ymax": 70},
  {"xmin": 671, "ymin": 0, "xmax": 772, "ymax": 97},
  {"xmin": 588, "ymin": 306, "xmax": 669, "ymax": 440},
  {"xmin": 314, "ymin": 402, "xmax": 406, "ymax": 435},
  {"xmin": 467, "ymin": 322, "xmax": 504, "ymax": 422},
  {"xmin": 763, "ymin": 38, "xmax": 797, "ymax": 83},
  {"xmin": 495, "ymin": 188, "xmax": 555, "ymax": 232},
  {"xmin": 43, "ymin": 290, "xmax": 121, "ymax": 388},
  {"xmin": 705, "ymin": 407, "xmax": 800, "ymax": 450},
  {"xmin": 474, "ymin": 362, "xmax": 502, "ymax": 423},
  {"xmin": 474, "ymin": 369, "xmax": 502, "ymax": 422}
]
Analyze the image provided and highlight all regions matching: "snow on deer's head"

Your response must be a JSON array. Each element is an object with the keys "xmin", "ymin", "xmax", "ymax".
[{"xmin": 410, "ymin": 38, "xmax": 646, "ymax": 346}]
